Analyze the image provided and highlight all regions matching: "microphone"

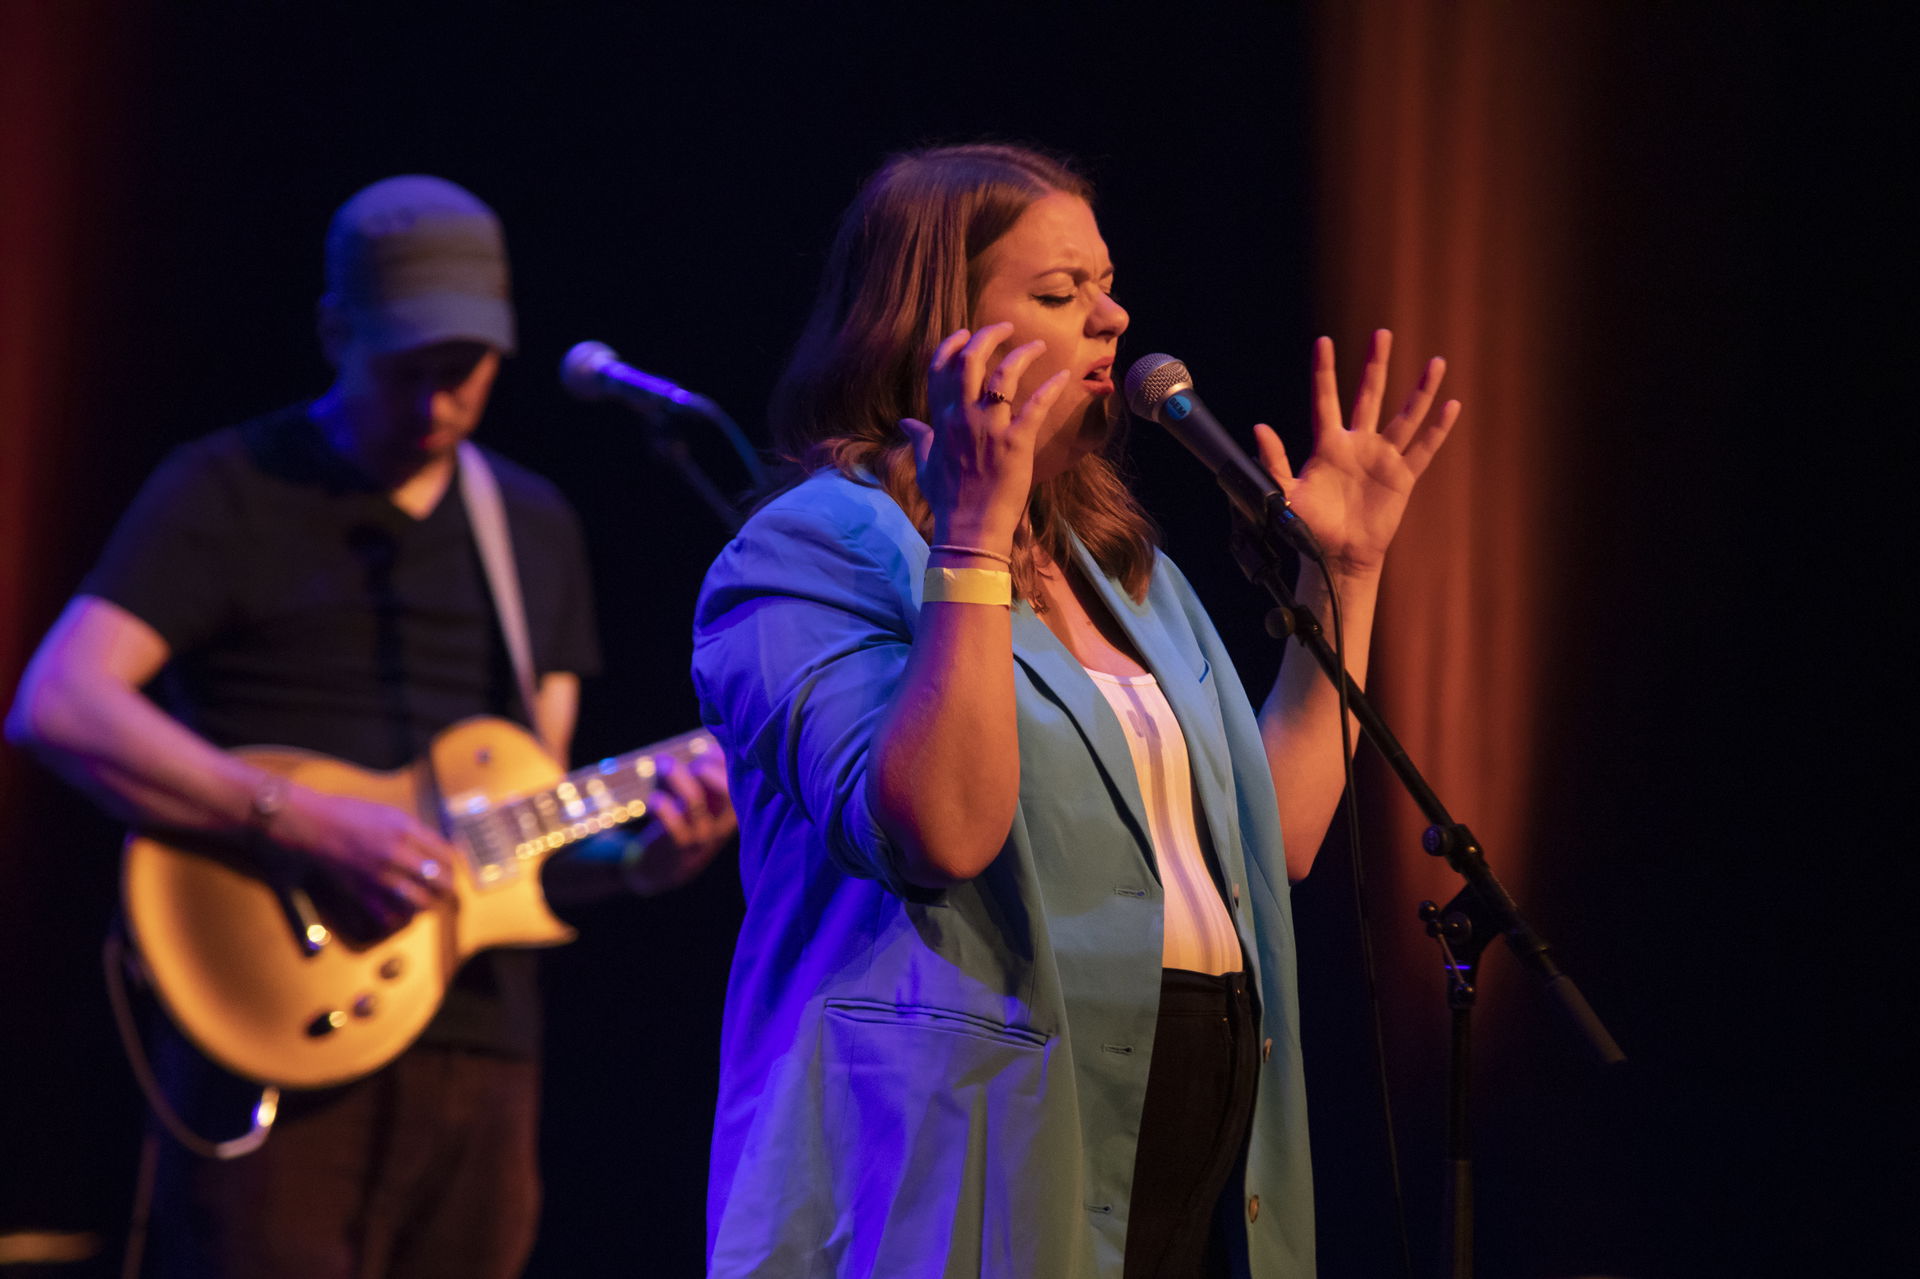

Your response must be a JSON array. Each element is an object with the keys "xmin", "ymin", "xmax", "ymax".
[
  {"xmin": 1124, "ymin": 353, "xmax": 1322, "ymax": 561},
  {"xmin": 560, "ymin": 341, "xmax": 728, "ymax": 424},
  {"xmin": 559, "ymin": 341, "xmax": 764, "ymax": 492}
]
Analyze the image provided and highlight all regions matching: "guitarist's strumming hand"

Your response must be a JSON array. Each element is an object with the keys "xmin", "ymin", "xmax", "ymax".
[
  {"xmin": 262, "ymin": 783, "xmax": 456, "ymax": 933},
  {"xmin": 7, "ymin": 596, "xmax": 453, "ymax": 938}
]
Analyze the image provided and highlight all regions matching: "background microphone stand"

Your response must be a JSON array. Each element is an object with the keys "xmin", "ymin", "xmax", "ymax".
[
  {"xmin": 616, "ymin": 393, "xmax": 753, "ymax": 534},
  {"xmin": 560, "ymin": 342, "xmax": 764, "ymax": 534},
  {"xmin": 1230, "ymin": 500, "xmax": 1626, "ymax": 1279}
]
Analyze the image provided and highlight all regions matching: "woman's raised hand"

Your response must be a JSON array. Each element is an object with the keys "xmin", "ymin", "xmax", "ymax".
[
  {"xmin": 899, "ymin": 322, "xmax": 1072, "ymax": 552},
  {"xmin": 1252, "ymin": 329, "xmax": 1460, "ymax": 577}
]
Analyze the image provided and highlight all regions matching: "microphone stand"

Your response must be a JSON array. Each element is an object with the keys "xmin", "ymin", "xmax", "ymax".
[
  {"xmin": 1229, "ymin": 500, "xmax": 1625, "ymax": 1279},
  {"xmin": 621, "ymin": 398, "xmax": 745, "ymax": 534}
]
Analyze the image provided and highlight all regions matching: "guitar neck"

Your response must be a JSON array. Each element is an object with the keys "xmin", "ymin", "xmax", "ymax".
[
  {"xmin": 453, "ymin": 728, "xmax": 718, "ymax": 883},
  {"xmin": 558, "ymin": 728, "xmax": 719, "ymax": 827}
]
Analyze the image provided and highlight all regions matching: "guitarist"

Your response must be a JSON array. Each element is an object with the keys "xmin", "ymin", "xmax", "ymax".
[{"xmin": 5, "ymin": 175, "xmax": 733, "ymax": 1278}]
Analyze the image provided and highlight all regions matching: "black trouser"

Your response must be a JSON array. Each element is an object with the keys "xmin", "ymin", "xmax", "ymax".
[
  {"xmin": 139, "ymin": 1043, "xmax": 541, "ymax": 1279},
  {"xmin": 1125, "ymin": 968, "xmax": 1260, "ymax": 1279}
]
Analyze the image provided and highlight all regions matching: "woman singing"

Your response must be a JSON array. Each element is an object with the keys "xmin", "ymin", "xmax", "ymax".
[{"xmin": 692, "ymin": 143, "xmax": 1458, "ymax": 1278}]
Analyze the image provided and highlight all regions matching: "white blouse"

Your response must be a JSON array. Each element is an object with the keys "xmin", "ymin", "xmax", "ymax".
[{"xmin": 1083, "ymin": 667, "xmax": 1243, "ymax": 976}]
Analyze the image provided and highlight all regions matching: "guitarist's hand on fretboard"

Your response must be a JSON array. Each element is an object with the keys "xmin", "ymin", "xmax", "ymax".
[
  {"xmin": 265, "ymin": 785, "xmax": 456, "ymax": 935},
  {"xmin": 619, "ymin": 748, "xmax": 736, "ymax": 896},
  {"xmin": 542, "ymin": 748, "xmax": 736, "ymax": 907}
]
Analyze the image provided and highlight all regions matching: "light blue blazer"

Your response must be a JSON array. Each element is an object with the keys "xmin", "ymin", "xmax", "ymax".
[{"xmin": 692, "ymin": 472, "xmax": 1314, "ymax": 1277}]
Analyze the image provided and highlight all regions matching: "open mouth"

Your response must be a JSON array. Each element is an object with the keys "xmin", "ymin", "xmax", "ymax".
[{"xmin": 1082, "ymin": 359, "xmax": 1115, "ymax": 395}]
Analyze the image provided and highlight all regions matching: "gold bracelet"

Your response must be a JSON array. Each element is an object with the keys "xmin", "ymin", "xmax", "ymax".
[{"xmin": 922, "ymin": 566, "xmax": 1012, "ymax": 607}]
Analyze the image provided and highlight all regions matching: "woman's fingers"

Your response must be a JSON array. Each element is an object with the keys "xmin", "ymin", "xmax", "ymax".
[
  {"xmin": 1401, "ymin": 398, "xmax": 1462, "ymax": 476},
  {"xmin": 955, "ymin": 322, "xmax": 1016, "ymax": 402},
  {"xmin": 1011, "ymin": 368, "xmax": 1072, "ymax": 435},
  {"xmin": 1349, "ymin": 329, "xmax": 1392, "ymax": 435},
  {"xmin": 1381, "ymin": 356, "xmax": 1447, "ymax": 451},
  {"xmin": 899, "ymin": 417, "xmax": 935, "ymax": 467},
  {"xmin": 928, "ymin": 328, "xmax": 972, "ymax": 378},
  {"xmin": 986, "ymin": 339, "xmax": 1049, "ymax": 406},
  {"xmin": 927, "ymin": 324, "xmax": 1056, "ymax": 430},
  {"xmin": 1252, "ymin": 423, "xmax": 1294, "ymax": 485},
  {"xmin": 1311, "ymin": 336, "xmax": 1344, "ymax": 440},
  {"xmin": 1316, "ymin": 331, "xmax": 1459, "ymax": 462}
]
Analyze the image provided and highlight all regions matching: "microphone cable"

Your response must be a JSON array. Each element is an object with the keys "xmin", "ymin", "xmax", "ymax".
[{"xmin": 1312, "ymin": 549, "xmax": 1416, "ymax": 1279}]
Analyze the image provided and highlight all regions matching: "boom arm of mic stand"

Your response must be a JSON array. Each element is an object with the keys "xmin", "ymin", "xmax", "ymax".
[
  {"xmin": 1230, "ymin": 510, "xmax": 1624, "ymax": 1067},
  {"xmin": 622, "ymin": 399, "xmax": 745, "ymax": 534},
  {"xmin": 677, "ymin": 394, "xmax": 766, "ymax": 487}
]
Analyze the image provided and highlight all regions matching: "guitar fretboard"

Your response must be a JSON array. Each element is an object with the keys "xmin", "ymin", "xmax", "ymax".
[{"xmin": 449, "ymin": 729, "xmax": 718, "ymax": 886}]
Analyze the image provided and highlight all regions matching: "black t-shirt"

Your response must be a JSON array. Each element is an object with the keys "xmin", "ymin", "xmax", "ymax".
[{"xmin": 84, "ymin": 405, "xmax": 601, "ymax": 1059}]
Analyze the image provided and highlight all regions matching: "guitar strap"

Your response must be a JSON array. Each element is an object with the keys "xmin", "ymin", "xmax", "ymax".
[
  {"xmin": 104, "ymin": 927, "xmax": 278, "ymax": 1163},
  {"xmin": 457, "ymin": 442, "xmax": 542, "ymax": 728}
]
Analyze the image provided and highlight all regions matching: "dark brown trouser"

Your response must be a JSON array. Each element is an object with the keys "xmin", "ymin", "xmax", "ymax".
[
  {"xmin": 1125, "ymin": 968, "xmax": 1261, "ymax": 1279},
  {"xmin": 140, "ymin": 1045, "xmax": 541, "ymax": 1279}
]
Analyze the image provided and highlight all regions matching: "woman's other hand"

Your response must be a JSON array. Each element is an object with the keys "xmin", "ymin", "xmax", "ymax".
[
  {"xmin": 898, "ymin": 322, "xmax": 1071, "ymax": 553},
  {"xmin": 1252, "ymin": 329, "xmax": 1460, "ymax": 578}
]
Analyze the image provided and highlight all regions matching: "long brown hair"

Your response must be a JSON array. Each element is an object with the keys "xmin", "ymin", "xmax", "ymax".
[{"xmin": 769, "ymin": 143, "xmax": 1158, "ymax": 601}]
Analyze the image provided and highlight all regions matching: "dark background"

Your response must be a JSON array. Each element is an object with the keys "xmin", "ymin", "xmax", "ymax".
[{"xmin": 0, "ymin": 3, "xmax": 1901, "ymax": 1277}]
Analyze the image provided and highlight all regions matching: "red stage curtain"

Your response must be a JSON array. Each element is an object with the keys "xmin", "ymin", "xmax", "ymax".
[
  {"xmin": 1, "ymin": 6, "xmax": 88, "ymax": 705},
  {"xmin": 1308, "ymin": 1, "xmax": 1602, "ymax": 1045},
  {"xmin": 3, "ymin": 7, "xmax": 102, "ymax": 930},
  {"xmin": 0, "ymin": 4, "xmax": 136, "ymax": 1197}
]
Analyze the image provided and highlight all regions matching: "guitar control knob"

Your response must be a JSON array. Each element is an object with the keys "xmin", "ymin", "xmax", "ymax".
[
  {"xmin": 353, "ymin": 993, "xmax": 379, "ymax": 1018},
  {"xmin": 378, "ymin": 956, "xmax": 405, "ymax": 981},
  {"xmin": 306, "ymin": 1010, "xmax": 347, "ymax": 1038}
]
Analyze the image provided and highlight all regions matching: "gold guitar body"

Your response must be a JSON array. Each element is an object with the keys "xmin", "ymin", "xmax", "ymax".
[{"xmin": 122, "ymin": 718, "xmax": 579, "ymax": 1091}]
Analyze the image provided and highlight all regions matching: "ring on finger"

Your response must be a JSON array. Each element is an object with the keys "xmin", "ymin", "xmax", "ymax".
[{"xmin": 978, "ymin": 389, "xmax": 1012, "ymax": 408}]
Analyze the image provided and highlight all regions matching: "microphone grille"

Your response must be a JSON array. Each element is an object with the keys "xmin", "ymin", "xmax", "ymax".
[
  {"xmin": 560, "ymin": 340, "xmax": 616, "ymax": 400},
  {"xmin": 1123, "ymin": 353, "xmax": 1193, "ymax": 419}
]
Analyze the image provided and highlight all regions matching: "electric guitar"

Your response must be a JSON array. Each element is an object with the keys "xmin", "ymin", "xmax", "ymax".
[{"xmin": 120, "ymin": 716, "xmax": 718, "ymax": 1090}]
